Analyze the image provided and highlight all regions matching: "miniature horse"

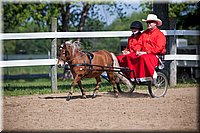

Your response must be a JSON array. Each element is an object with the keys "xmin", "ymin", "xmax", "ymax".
[{"xmin": 57, "ymin": 40, "xmax": 118, "ymax": 101}]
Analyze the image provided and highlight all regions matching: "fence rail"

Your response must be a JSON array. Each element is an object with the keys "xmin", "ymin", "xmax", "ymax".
[
  {"xmin": 1, "ymin": 30, "xmax": 199, "ymax": 40},
  {"xmin": 0, "ymin": 55, "xmax": 199, "ymax": 68},
  {"xmin": 1, "ymin": 29, "xmax": 199, "ymax": 89},
  {"xmin": 0, "ymin": 59, "xmax": 57, "ymax": 67}
]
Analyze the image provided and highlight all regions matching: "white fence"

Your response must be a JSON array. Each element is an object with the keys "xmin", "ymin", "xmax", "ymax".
[
  {"xmin": 1, "ymin": 30, "xmax": 199, "ymax": 67},
  {"xmin": 1, "ymin": 54, "xmax": 199, "ymax": 67},
  {"xmin": 0, "ymin": 59, "xmax": 57, "ymax": 67},
  {"xmin": 1, "ymin": 30, "xmax": 199, "ymax": 40},
  {"xmin": 0, "ymin": 30, "xmax": 199, "ymax": 90}
]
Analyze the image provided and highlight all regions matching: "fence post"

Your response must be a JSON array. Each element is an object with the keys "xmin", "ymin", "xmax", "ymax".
[
  {"xmin": 169, "ymin": 18, "xmax": 177, "ymax": 86},
  {"xmin": 51, "ymin": 18, "xmax": 57, "ymax": 92}
]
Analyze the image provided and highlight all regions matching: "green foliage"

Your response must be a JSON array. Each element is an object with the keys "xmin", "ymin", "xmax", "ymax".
[
  {"xmin": 3, "ymin": 40, "xmax": 16, "ymax": 54},
  {"xmin": 139, "ymin": 1, "xmax": 199, "ymax": 29},
  {"xmin": 3, "ymin": 39, "xmax": 51, "ymax": 54},
  {"xmin": 3, "ymin": 3, "xmax": 60, "ymax": 33},
  {"xmin": 81, "ymin": 38, "xmax": 120, "ymax": 53},
  {"xmin": 108, "ymin": 11, "xmax": 147, "ymax": 31},
  {"xmin": 3, "ymin": 66, "xmax": 63, "ymax": 76},
  {"xmin": 84, "ymin": 17, "xmax": 105, "ymax": 31},
  {"xmin": 177, "ymin": 3, "xmax": 200, "ymax": 30},
  {"xmin": 169, "ymin": 3, "xmax": 188, "ymax": 18},
  {"xmin": 139, "ymin": 1, "xmax": 153, "ymax": 14},
  {"xmin": 168, "ymin": 3, "xmax": 198, "ymax": 29}
]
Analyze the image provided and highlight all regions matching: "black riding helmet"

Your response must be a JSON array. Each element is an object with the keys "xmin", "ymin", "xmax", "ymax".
[{"xmin": 130, "ymin": 21, "xmax": 143, "ymax": 31}]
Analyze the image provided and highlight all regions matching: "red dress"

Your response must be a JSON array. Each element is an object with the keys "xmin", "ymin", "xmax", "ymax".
[
  {"xmin": 126, "ymin": 27, "xmax": 166, "ymax": 81},
  {"xmin": 117, "ymin": 34, "xmax": 141, "ymax": 68}
]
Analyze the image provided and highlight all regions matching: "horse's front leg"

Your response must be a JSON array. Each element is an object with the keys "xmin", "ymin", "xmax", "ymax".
[
  {"xmin": 92, "ymin": 76, "xmax": 101, "ymax": 98},
  {"xmin": 67, "ymin": 75, "xmax": 82, "ymax": 101},
  {"xmin": 77, "ymin": 80, "xmax": 87, "ymax": 99}
]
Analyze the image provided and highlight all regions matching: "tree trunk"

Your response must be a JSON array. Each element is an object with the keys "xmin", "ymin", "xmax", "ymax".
[
  {"xmin": 78, "ymin": 3, "xmax": 91, "ymax": 32},
  {"xmin": 153, "ymin": 3, "xmax": 169, "ymax": 30},
  {"xmin": 153, "ymin": 3, "xmax": 170, "ymax": 53},
  {"xmin": 77, "ymin": 2, "xmax": 91, "ymax": 42},
  {"xmin": 61, "ymin": 2, "xmax": 70, "ymax": 32}
]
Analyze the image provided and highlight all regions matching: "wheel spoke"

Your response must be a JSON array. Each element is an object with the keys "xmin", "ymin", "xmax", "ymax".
[{"xmin": 148, "ymin": 72, "xmax": 168, "ymax": 98}]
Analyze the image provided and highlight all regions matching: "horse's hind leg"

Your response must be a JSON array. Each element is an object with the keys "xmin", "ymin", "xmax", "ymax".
[
  {"xmin": 107, "ymin": 72, "xmax": 118, "ymax": 97},
  {"xmin": 92, "ymin": 76, "xmax": 101, "ymax": 98}
]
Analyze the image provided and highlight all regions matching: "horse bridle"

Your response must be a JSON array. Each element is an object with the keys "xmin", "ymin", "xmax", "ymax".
[{"xmin": 59, "ymin": 45, "xmax": 86, "ymax": 67}]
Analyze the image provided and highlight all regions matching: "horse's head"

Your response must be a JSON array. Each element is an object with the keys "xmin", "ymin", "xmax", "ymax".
[{"xmin": 57, "ymin": 40, "xmax": 81, "ymax": 67}]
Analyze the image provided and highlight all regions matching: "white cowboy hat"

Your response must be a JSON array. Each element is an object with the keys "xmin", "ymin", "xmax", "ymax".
[{"xmin": 142, "ymin": 14, "xmax": 162, "ymax": 26}]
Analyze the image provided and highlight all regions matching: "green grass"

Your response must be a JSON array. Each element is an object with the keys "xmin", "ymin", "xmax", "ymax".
[
  {"xmin": 2, "ymin": 78, "xmax": 113, "ymax": 96},
  {"xmin": 3, "ymin": 66, "xmax": 112, "ymax": 96},
  {"xmin": 2, "ymin": 77, "xmax": 199, "ymax": 96},
  {"xmin": 2, "ymin": 66, "xmax": 199, "ymax": 96}
]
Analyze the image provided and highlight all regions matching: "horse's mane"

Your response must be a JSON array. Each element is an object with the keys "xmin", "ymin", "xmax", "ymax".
[{"xmin": 64, "ymin": 40, "xmax": 81, "ymax": 56}]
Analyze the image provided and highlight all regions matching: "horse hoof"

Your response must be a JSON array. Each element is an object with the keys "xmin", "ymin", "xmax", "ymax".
[
  {"xmin": 66, "ymin": 98, "xmax": 70, "ymax": 101},
  {"xmin": 114, "ymin": 93, "xmax": 119, "ymax": 98},
  {"xmin": 82, "ymin": 95, "xmax": 87, "ymax": 99},
  {"xmin": 92, "ymin": 94, "xmax": 96, "ymax": 98},
  {"xmin": 66, "ymin": 96, "xmax": 71, "ymax": 101}
]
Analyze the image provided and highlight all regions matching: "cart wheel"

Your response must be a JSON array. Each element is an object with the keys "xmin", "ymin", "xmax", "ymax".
[
  {"xmin": 148, "ymin": 72, "xmax": 168, "ymax": 98},
  {"xmin": 116, "ymin": 79, "xmax": 136, "ymax": 93}
]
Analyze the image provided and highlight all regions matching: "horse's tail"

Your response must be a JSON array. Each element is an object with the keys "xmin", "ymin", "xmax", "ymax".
[
  {"xmin": 110, "ymin": 52, "xmax": 120, "ymax": 70},
  {"xmin": 110, "ymin": 52, "xmax": 133, "ymax": 89}
]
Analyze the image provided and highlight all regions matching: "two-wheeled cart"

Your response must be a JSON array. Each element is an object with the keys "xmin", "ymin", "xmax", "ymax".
[{"xmin": 101, "ymin": 56, "xmax": 169, "ymax": 98}]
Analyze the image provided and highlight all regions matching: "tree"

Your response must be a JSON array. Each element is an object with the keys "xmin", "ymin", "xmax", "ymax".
[
  {"xmin": 140, "ymin": 1, "xmax": 199, "ymax": 30},
  {"xmin": 2, "ymin": 1, "xmax": 133, "ymax": 54},
  {"xmin": 175, "ymin": 2, "xmax": 200, "ymax": 30}
]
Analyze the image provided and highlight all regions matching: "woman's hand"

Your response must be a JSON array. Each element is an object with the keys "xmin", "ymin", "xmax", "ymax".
[
  {"xmin": 136, "ymin": 51, "xmax": 147, "ymax": 56},
  {"xmin": 122, "ymin": 50, "xmax": 130, "ymax": 55}
]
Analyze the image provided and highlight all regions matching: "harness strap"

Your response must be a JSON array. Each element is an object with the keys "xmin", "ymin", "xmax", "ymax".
[
  {"xmin": 70, "ymin": 63, "xmax": 128, "ymax": 71},
  {"xmin": 85, "ymin": 52, "xmax": 94, "ymax": 64},
  {"xmin": 71, "ymin": 63, "xmax": 89, "ymax": 67},
  {"xmin": 85, "ymin": 52, "xmax": 94, "ymax": 70}
]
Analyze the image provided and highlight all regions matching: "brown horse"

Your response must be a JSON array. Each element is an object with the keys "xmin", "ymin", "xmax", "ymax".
[{"xmin": 57, "ymin": 40, "xmax": 118, "ymax": 100}]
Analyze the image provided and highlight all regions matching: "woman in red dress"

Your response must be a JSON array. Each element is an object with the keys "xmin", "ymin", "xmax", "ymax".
[
  {"xmin": 117, "ymin": 21, "xmax": 143, "ymax": 68},
  {"xmin": 126, "ymin": 14, "xmax": 166, "ymax": 82}
]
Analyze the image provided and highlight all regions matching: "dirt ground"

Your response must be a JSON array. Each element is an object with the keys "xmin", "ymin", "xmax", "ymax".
[{"xmin": 3, "ymin": 87, "xmax": 199, "ymax": 132}]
